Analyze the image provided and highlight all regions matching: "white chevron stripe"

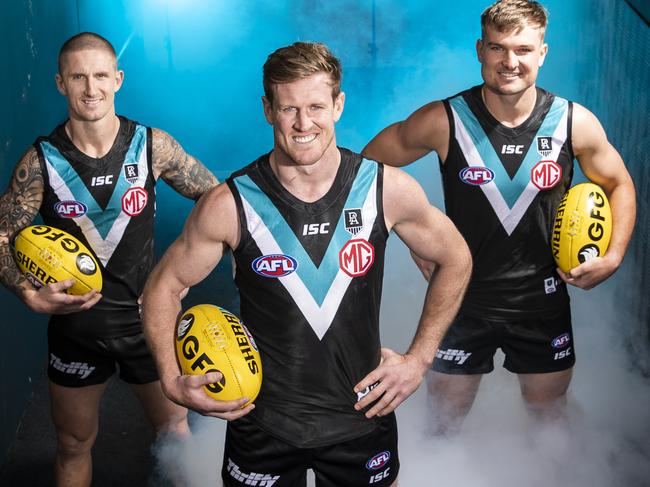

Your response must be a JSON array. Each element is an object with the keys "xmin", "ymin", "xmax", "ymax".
[
  {"xmin": 452, "ymin": 105, "xmax": 569, "ymax": 236},
  {"xmin": 240, "ymin": 173, "xmax": 378, "ymax": 340},
  {"xmin": 43, "ymin": 146, "xmax": 150, "ymax": 266}
]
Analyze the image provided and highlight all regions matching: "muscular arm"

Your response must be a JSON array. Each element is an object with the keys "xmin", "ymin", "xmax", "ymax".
[
  {"xmin": 0, "ymin": 148, "xmax": 44, "ymax": 297},
  {"xmin": 141, "ymin": 183, "xmax": 251, "ymax": 419},
  {"xmin": 151, "ymin": 128, "xmax": 219, "ymax": 200},
  {"xmin": 0, "ymin": 148, "xmax": 100, "ymax": 312},
  {"xmin": 561, "ymin": 104, "xmax": 637, "ymax": 289},
  {"xmin": 362, "ymin": 101, "xmax": 450, "ymax": 165},
  {"xmin": 355, "ymin": 166, "xmax": 472, "ymax": 417}
]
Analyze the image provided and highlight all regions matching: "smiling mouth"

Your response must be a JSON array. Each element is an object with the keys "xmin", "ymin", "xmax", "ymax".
[
  {"xmin": 82, "ymin": 99, "xmax": 102, "ymax": 106},
  {"xmin": 498, "ymin": 71, "xmax": 521, "ymax": 79},
  {"xmin": 293, "ymin": 133, "xmax": 318, "ymax": 144}
]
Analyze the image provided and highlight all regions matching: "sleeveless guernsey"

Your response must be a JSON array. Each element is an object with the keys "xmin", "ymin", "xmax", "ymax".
[
  {"xmin": 442, "ymin": 85, "xmax": 574, "ymax": 319},
  {"xmin": 226, "ymin": 148, "xmax": 388, "ymax": 448},
  {"xmin": 34, "ymin": 116, "xmax": 156, "ymax": 337}
]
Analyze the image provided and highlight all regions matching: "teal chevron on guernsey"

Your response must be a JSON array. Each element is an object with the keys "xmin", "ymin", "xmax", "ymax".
[
  {"xmin": 234, "ymin": 159, "xmax": 379, "ymax": 340},
  {"xmin": 40, "ymin": 125, "xmax": 150, "ymax": 266},
  {"xmin": 450, "ymin": 95, "xmax": 569, "ymax": 235}
]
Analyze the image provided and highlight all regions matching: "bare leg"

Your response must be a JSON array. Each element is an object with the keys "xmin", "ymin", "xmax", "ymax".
[
  {"xmin": 131, "ymin": 381, "xmax": 189, "ymax": 485},
  {"xmin": 426, "ymin": 370, "xmax": 483, "ymax": 436},
  {"xmin": 50, "ymin": 381, "xmax": 108, "ymax": 487},
  {"xmin": 517, "ymin": 368, "xmax": 573, "ymax": 424},
  {"xmin": 130, "ymin": 380, "xmax": 189, "ymax": 436}
]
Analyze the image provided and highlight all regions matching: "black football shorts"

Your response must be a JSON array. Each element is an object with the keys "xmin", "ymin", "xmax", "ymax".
[
  {"xmin": 47, "ymin": 325, "xmax": 159, "ymax": 386},
  {"xmin": 222, "ymin": 413, "xmax": 399, "ymax": 487},
  {"xmin": 432, "ymin": 306, "xmax": 575, "ymax": 374}
]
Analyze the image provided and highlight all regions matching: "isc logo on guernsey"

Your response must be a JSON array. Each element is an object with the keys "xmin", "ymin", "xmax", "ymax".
[{"xmin": 252, "ymin": 254, "xmax": 297, "ymax": 278}]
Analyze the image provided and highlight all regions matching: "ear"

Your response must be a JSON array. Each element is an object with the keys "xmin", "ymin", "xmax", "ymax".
[
  {"xmin": 333, "ymin": 92, "xmax": 345, "ymax": 122},
  {"xmin": 114, "ymin": 69, "xmax": 125, "ymax": 92},
  {"xmin": 262, "ymin": 96, "xmax": 274, "ymax": 125},
  {"xmin": 55, "ymin": 73, "xmax": 67, "ymax": 96},
  {"xmin": 538, "ymin": 42, "xmax": 548, "ymax": 67},
  {"xmin": 476, "ymin": 39, "xmax": 484, "ymax": 63}
]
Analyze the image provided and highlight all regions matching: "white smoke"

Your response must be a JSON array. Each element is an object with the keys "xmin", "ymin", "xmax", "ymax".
[{"xmin": 152, "ymin": 238, "xmax": 650, "ymax": 487}]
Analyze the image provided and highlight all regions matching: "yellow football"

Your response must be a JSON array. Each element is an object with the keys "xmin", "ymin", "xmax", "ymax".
[
  {"xmin": 175, "ymin": 304, "xmax": 262, "ymax": 405},
  {"xmin": 551, "ymin": 182, "xmax": 612, "ymax": 273},
  {"xmin": 13, "ymin": 225, "xmax": 103, "ymax": 295}
]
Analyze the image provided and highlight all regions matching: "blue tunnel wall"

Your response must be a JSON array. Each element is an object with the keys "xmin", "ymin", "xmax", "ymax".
[{"xmin": 1, "ymin": 0, "xmax": 648, "ymax": 464}]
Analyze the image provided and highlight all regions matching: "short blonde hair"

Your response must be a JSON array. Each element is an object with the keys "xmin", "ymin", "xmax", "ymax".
[
  {"xmin": 58, "ymin": 32, "xmax": 117, "ymax": 74},
  {"xmin": 263, "ymin": 42, "xmax": 342, "ymax": 105},
  {"xmin": 481, "ymin": 0, "xmax": 548, "ymax": 38}
]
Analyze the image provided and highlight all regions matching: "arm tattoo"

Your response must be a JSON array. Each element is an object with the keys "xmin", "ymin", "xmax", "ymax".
[
  {"xmin": 152, "ymin": 129, "xmax": 219, "ymax": 200},
  {"xmin": 0, "ymin": 148, "xmax": 43, "ymax": 297}
]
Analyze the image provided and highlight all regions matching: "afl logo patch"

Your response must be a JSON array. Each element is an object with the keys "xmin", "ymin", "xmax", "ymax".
[
  {"xmin": 54, "ymin": 200, "xmax": 87, "ymax": 218},
  {"xmin": 459, "ymin": 167, "xmax": 494, "ymax": 186},
  {"xmin": 551, "ymin": 333, "xmax": 571, "ymax": 349},
  {"xmin": 366, "ymin": 451, "xmax": 391, "ymax": 470},
  {"xmin": 252, "ymin": 254, "xmax": 297, "ymax": 278}
]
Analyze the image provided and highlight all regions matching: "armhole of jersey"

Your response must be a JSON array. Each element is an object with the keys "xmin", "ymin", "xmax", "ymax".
[
  {"xmin": 32, "ymin": 140, "xmax": 50, "ymax": 193},
  {"xmin": 145, "ymin": 126, "xmax": 154, "ymax": 180},
  {"xmin": 566, "ymin": 101, "xmax": 575, "ymax": 161},
  {"xmin": 376, "ymin": 163, "xmax": 388, "ymax": 238},
  {"xmin": 441, "ymin": 99, "xmax": 455, "ymax": 168},
  {"xmin": 225, "ymin": 178, "xmax": 247, "ymax": 255}
]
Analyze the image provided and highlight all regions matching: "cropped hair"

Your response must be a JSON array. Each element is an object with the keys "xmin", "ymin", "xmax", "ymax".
[
  {"xmin": 263, "ymin": 42, "xmax": 342, "ymax": 105},
  {"xmin": 58, "ymin": 32, "xmax": 117, "ymax": 74}
]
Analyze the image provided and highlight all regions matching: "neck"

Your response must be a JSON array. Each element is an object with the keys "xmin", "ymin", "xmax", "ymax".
[
  {"xmin": 270, "ymin": 144, "xmax": 341, "ymax": 203},
  {"xmin": 65, "ymin": 113, "xmax": 120, "ymax": 158},
  {"xmin": 481, "ymin": 84, "xmax": 538, "ymax": 128}
]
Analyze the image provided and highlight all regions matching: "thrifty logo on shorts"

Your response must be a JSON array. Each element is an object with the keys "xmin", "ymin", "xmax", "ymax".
[
  {"xmin": 49, "ymin": 353, "xmax": 96, "ymax": 379},
  {"xmin": 436, "ymin": 348, "xmax": 472, "ymax": 365},
  {"xmin": 226, "ymin": 458, "xmax": 279, "ymax": 486}
]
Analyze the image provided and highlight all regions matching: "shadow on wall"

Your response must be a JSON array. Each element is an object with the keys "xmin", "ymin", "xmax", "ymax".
[{"xmin": 577, "ymin": 0, "xmax": 650, "ymax": 374}]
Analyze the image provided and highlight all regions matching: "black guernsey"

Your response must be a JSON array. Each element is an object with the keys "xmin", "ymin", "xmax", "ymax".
[
  {"xmin": 35, "ymin": 116, "xmax": 156, "ymax": 337},
  {"xmin": 226, "ymin": 148, "xmax": 388, "ymax": 448},
  {"xmin": 442, "ymin": 85, "xmax": 574, "ymax": 319}
]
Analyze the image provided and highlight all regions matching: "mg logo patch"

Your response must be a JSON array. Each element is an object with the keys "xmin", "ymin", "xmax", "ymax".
[
  {"xmin": 531, "ymin": 160, "xmax": 562, "ymax": 190},
  {"xmin": 339, "ymin": 239, "xmax": 375, "ymax": 277},
  {"xmin": 121, "ymin": 187, "xmax": 148, "ymax": 216},
  {"xmin": 536, "ymin": 136, "xmax": 553, "ymax": 157},
  {"xmin": 344, "ymin": 209, "xmax": 363, "ymax": 235}
]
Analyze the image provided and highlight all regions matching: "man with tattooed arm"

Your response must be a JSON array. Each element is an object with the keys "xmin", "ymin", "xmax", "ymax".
[{"xmin": 0, "ymin": 32, "xmax": 217, "ymax": 487}]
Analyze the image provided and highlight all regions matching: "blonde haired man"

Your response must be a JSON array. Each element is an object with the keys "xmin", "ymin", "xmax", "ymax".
[
  {"xmin": 142, "ymin": 42, "xmax": 471, "ymax": 487},
  {"xmin": 364, "ymin": 0, "xmax": 635, "ymax": 434}
]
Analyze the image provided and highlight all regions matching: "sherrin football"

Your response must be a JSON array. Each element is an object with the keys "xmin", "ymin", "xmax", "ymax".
[
  {"xmin": 13, "ymin": 225, "xmax": 102, "ymax": 295},
  {"xmin": 551, "ymin": 182, "xmax": 612, "ymax": 273},
  {"xmin": 175, "ymin": 304, "xmax": 262, "ymax": 406}
]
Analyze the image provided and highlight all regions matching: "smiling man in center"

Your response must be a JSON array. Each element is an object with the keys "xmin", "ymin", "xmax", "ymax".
[{"xmin": 142, "ymin": 41, "xmax": 471, "ymax": 487}]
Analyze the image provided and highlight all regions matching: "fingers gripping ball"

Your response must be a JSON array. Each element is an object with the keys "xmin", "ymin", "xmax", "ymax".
[
  {"xmin": 13, "ymin": 225, "xmax": 103, "ymax": 295},
  {"xmin": 551, "ymin": 183, "xmax": 612, "ymax": 273},
  {"xmin": 175, "ymin": 305, "xmax": 262, "ymax": 406}
]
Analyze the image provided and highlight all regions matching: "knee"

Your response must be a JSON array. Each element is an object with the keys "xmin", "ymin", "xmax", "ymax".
[
  {"xmin": 155, "ymin": 410, "xmax": 190, "ymax": 438},
  {"xmin": 56, "ymin": 428, "xmax": 97, "ymax": 458}
]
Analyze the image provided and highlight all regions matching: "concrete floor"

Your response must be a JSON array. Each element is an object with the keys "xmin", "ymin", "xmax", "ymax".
[{"xmin": 0, "ymin": 370, "xmax": 157, "ymax": 487}]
